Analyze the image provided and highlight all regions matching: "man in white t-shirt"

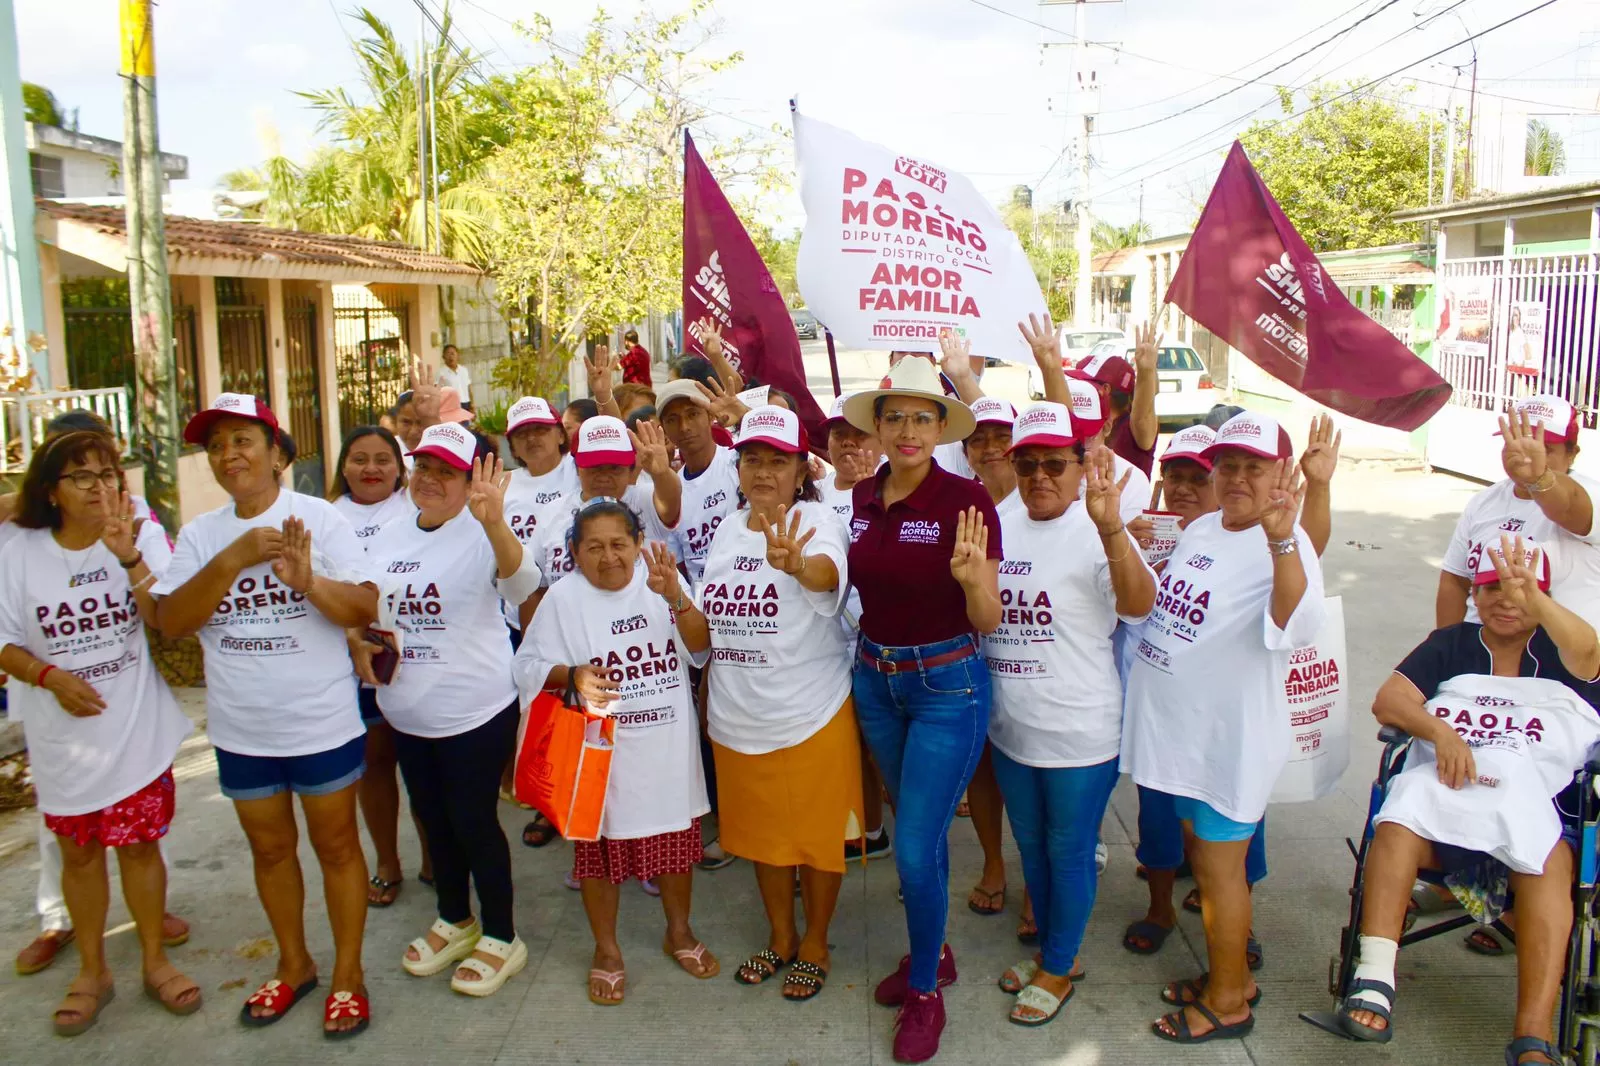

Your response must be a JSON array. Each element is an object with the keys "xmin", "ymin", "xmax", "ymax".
[
  {"xmin": 434, "ymin": 345, "xmax": 472, "ymax": 410},
  {"xmin": 655, "ymin": 380, "xmax": 741, "ymax": 586},
  {"xmin": 1439, "ymin": 395, "xmax": 1600, "ymax": 631}
]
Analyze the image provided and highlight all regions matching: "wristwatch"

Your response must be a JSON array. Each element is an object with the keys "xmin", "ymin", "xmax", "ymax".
[{"xmin": 1269, "ymin": 538, "xmax": 1298, "ymax": 557}]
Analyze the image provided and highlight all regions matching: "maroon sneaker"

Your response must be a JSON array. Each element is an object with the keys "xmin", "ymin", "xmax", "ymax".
[
  {"xmin": 873, "ymin": 945, "xmax": 957, "ymax": 1007},
  {"xmin": 893, "ymin": 988, "xmax": 947, "ymax": 1063}
]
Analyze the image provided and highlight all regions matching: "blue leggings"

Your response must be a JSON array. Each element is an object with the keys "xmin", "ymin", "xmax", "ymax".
[
  {"xmin": 853, "ymin": 635, "xmax": 990, "ymax": 993},
  {"xmin": 1135, "ymin": 785, "xmax": 1267, "ymax": 884},
  {"xmin": 991, "ymin": 752, "xmax": 1120, "ymax": 975}
]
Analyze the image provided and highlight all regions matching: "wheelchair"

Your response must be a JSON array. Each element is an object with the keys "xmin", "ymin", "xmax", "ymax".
[{"xmin": 1300, "ymin": 724, "xmax": 1600, "ymax": 1063}]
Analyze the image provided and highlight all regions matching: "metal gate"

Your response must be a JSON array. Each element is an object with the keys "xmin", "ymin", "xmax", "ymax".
[
  {"xmin": 61, "ymin": 277, "xmax": 202, "ymax": 430},
  {"xmin": 1427, "ymin": 253, "xmax": 1600, "ymax": 482},
  {"xmin": 284, "ymin": 296, "xmax": 325, "ymax": 497},
  {"xmin": 335, "ymin": 293, "xmax": 411, "ymax": 429},
  {"xmin": 215, "ymin": 278, "xmax": 270, "ymax": 402}
]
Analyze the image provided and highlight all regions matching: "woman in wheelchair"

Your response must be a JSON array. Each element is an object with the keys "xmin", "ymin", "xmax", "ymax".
[{"xmin": 1341, "ymin": 534, "xmax": 1600, "ymax": 1065}]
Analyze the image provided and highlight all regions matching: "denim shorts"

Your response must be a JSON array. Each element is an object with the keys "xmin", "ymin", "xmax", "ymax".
[
  {"xmin": 215, "ymin": 734, "xmax": 366, "ymax": 802},
  {"xmin": 1172, "ymin": 795, "xmax": 1259, "ymax": 843},
  {"xmin": 358, "ymin": 686, "xmax": 383, "ymax": 725}
]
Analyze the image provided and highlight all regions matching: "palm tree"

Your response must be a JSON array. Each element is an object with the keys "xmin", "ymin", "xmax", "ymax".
[
  {"xmin": 235, "ymin": 4, "xmax": 502, "ymax": 261},
  {"xmin": 1525, "ymin": 119, "xmax": 1568, "ymax": 177},
  {"xmin": 1091, "ymin": 218, "xmax": 1153, "ymax": 254}
]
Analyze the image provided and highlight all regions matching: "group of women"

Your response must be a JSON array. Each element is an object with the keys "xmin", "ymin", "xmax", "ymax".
[{"xmin": 28, "ymin": 307, "xmax": 1587, "ymax": 1062}]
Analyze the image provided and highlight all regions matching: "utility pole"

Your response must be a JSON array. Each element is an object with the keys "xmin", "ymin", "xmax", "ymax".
[
  {"xmin": 0, "ymin": 0, "xmax": 47, "ymax": 387},
  {"xmin": 427, "ymin": 39, "xmax": 439, "ymax": 256},
  {"xmin": 120, "ymin": 0, "xmax": 179, "ymax": 530},
  {"xmin": 416, "ymin": 11, "xmax": 427, "ymax": 251}
]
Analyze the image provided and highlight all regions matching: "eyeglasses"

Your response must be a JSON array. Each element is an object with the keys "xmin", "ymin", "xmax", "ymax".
[
  {"xmin": 879, "ymin": 411, "xmax": 940, "ymax": 429},
  {"xmin": 1010, "ymin": 457, "xmax": 1078, "ymax": 478},
  {"xmin": 58, "ymin": 469, "xmax": 119, "ymax": 491}
]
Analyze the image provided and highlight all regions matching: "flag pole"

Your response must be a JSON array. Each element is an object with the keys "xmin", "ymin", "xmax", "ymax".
[{"xmin": 824, "ymin": 329, "xmax": 842, "ymax": 398}]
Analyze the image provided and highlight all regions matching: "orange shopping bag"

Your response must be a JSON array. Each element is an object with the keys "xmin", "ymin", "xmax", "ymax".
[{"xmin": 514, "ymin": 680, "xmax": 614, "ymax": 842}]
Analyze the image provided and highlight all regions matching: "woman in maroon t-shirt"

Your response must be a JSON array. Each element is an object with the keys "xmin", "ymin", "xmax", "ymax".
[{"xmin": 841, "ymin": 356, "xmax": 1002, "ymax": 1064}]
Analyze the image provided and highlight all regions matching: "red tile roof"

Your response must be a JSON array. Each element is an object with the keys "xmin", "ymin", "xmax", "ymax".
[{"xmin": 38, "ymin": 200, "xmax": 482, "ymax": 277}]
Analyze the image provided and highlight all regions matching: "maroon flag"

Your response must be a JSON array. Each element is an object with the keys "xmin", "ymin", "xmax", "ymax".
[
  {"xmin": 683, "ymin": 131, "xmax": 825, "ymax": 446},
  {"xmin": 1165, "ymin": 141, "xmax": 1451, "ymax": 431}
]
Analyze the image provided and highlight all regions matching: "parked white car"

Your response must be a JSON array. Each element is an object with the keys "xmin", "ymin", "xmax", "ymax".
[
  {"xmin": 1026, "ymin": 329, "xmax": 1126, "ymax": 399},
  {"xmin": 1083, "ymin": 339, "xmax": 1221, "ymax": 426}
]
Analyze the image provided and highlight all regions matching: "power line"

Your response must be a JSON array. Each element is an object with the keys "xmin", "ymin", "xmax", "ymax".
[
  {"xmin": 1098, "ymin": 0, "xmax": 1407, "ymax": 137},
  {"xmin": 1090, "ymin": 0, "xmax": 1568, "ymax": 205}
]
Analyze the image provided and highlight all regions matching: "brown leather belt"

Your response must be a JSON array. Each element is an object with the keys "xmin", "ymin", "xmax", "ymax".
[{"xmin": 857, "ymin": 638, "xmax": 977, "ymax": 675}]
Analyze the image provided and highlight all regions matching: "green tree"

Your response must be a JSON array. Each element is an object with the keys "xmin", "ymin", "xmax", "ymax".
[
  {"xmin": 748, "ymin": 223, "xmax": 801, "ymax": 307},
  {"xmin": 1003, "ymin": 200, "xmax": 1074, "ymax": 321},
  {"xmin": 1525, "ymin": 119, "xmax": 1567, "ymax": 177},
  {"xmin": 1241, "ymin": 83, "xmax": 1441, "ymax": 252},
  {"xmin": 22, "ymin": 82, "xmax": 62, "ymax": 127},
  {"xmin": 1092, "ymin": 218, "xmax": 1152, "ymax": 254}
]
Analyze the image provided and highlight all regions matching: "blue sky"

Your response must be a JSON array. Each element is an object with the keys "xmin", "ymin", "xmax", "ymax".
[{"xmin": 17, "ymin": 0, "xmax": 1600, "ymax": 234}]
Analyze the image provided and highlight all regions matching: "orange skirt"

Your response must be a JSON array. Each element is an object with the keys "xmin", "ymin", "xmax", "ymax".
[{"xmin": 712, "ymin": 697, "xmax": 864, "ymax": 874}]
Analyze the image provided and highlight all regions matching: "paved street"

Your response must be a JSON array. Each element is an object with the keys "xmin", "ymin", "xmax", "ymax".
[{"xmin": 0, "ymin": 350, "xmax": 1529, "ymax": 1065}]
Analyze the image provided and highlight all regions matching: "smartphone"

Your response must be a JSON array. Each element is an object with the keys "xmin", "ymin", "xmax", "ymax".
[{"xmin": 363, "ymin": 629, "xmax": 399, "ymax": 685}]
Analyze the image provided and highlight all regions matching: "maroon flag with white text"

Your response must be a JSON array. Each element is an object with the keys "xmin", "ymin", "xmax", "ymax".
[
  {"xmin": 1165, "ymin": 141, "xmax": 1451, "ymax": 431},
  {"xmin": 683, "ymin": 131, "xmax": 825, "ymax": 446}
]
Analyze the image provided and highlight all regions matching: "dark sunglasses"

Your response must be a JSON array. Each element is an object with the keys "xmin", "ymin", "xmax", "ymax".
[{"xmin": 1010, "ymin": 456, "xmax": 1078, "ymax": 478}]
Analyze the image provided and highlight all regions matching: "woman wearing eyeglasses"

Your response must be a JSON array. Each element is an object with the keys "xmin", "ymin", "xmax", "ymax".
[
  {"xmin": 842, "ymin": 357, "xmax": 1002, "ymax": 1065},
  {"xmin": 983, "ymin": 404, "xmax": 1156, "ymax": 1028},
  {"xmin": 0, "ymin": 431, "xmax": 197, "ymax": 1036}
]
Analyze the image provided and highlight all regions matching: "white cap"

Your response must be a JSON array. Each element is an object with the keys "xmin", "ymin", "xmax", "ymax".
[
  {"xmin": 506, "ymin": 396, "xmax": 560, "ymax": 434},
  {"xmin": 1498, "ymin": 394, "xmax": 1579, "ymax": 443},
  {"xmin": 409, "ymin": 422, "xmax": 477, "ymax": 471},
  {"xmin": 822, "ymin": 393, "xmax": 851, "ymax": 427},
  {"xmin": 1065, "ymin": 377, "xmax": 1106, "ymax": 438},
  {"xmin": 735, "ymin": 405, "xmax": 808, "ymax": 454},
  {"xmin": 1160, "ymin": 425, "xmax": 1218, "ymax": 471},
  {"xmin": 970, "ymin": 396, "xmax": 1018, "ymax": 427},
  {"xmin": 573, "ymin": 415, "xmax": 635, "ymax": 468},
  {"xmin": 1203, "ymin": 412, "xmax": 1293, "ymax": 461},
  {"xmin": 1008, "ymin": 402, "xmax": 1080, "ymax": 453}
]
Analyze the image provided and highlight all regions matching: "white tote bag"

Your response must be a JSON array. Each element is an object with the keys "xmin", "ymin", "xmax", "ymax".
[{"xmin": 1269, "ymin": 596, "xmax": 1349, "ymax": 804}]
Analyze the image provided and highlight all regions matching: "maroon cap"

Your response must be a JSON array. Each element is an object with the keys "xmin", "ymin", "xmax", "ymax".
[
  {"xmin": 1075, "ymin": 353, "xmax": 1136, "ymax": 393},
  {"xmin": 183, "ymin": 393, "xmax": 280, "ymax": 446}
]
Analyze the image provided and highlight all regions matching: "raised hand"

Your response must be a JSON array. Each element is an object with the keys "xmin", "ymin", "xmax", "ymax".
[
  {"xmin": 1017, "ymin": 313, "xmax": 1062, "ymax": 368},
  {"xmin": 834, "ymin": 447, "xmax": 868, "ymax": 486},
  {"xmin": 949, "ymin": 505, "xmax": 989, "ymax": 587},
  {"xmin": 1300, "ymin": 413, "xmax": 1342, "ymax": 486},
  {"xmin": 1132, "ymin": 321, "xmax": 1160, "ymax": 376},
  {"xmin": 1083, "ymin": 445, "xmax": 1132, "ymax": 534},
  {"xmin": 272, "ymin": 516, "xmax": 315, "ymax": 593},
  {"xmin": 696, "ymin": 316, "xmax": 724, "ymax": 360},
  {"xmin": 1260, "ymin": 459, "xmax": 1307, "ymax": 543},
  {"xmin": 42, "ymin": 667, "xmax": 106, "ymax": 717},
  {"xmin": 409, "ymin": 357, "xmax": 442, "ymax": 425},
  {"xmin": 807, "ymin": 454, "xmax": 828, "ymax": 484},
  {"xmin": 226, "ymin": 526, "xmax": 285, "ymax": 570},
  {"xmin": 585, "ymin": 343, "xmax": 616, "ymax": 405},
  {"xmin": 467, "ymin": 453, "xmax": 511, "ymax": 527},
  {"xmin": 572, "ymin": 663, "xmax": 622, "ymax": 712},
  {"xmin": 1499, "ymin": 406, "xmax": 1548, "ymax": 487},
  {"xmin": 99, "ymin": 490, "xmax": 139, "ymax": 564},
  {"xmin": 762, "ymin": 505, "xmax": 818, "ymax": 576},
  {"xmin": 629, "ymin": 420, "xmax": 673, "ymax": 477},
  {"xmin": 694, "ymin": 376, "xmax": 748, "ymax": 428},
  {"xmin": 1488, "ymin": 532, "xmax": 1546, "ymax": 614},
  {"xmin": 644, "ymin": 541, "xmax": 684, "ymax": 604},
  {"xmin": 938, "ymin": 330, "xmax": 975, "ymax": 382}
]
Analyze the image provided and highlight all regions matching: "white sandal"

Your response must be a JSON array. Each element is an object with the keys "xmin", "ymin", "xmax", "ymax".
[
  {"xmin": 999, "ymin": 957, "xmax": 1040, "ymax": 994},
  {"xmin": 450, "ymin": 935, "xmax": 527, "ymax": 997},
  {"xmin": 402, "ymin": 918, "xmax": 482, "ymax": 977}
]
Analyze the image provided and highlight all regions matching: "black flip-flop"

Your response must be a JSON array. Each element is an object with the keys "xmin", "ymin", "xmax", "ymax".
[
  {"xmin": 366, "ymin": 876, "xmax": 402, "ymax": 908},
  {"xmin": 1182, "ymin": 887, "xmax": 1203, "ymax": 914},
  {"xmin": 1162, "ymin": 974, "xmax": 1262, "ymax": 1008},
  {"xmin": 967, "ymin": 886, "xmax": 1005, "ymax": 916},
  {"xmin": 1122, "ymin": 919, "xmax": 1174, "ymax": 955},
  {"xmin": 1248, "ymin": 935, "xmax": 1264, "ymax": 971},
  {"xmin": 522, "ymin": 816, "xmax": 559, "ymax": 849},
  {"xmin": 1153, "ymin": 1001, "xmax": 1255, "ymax": 1044},
  {"xmin": 734, "ymin": 949, "xmax": 793, "ymax": 986},
  {"xmin": 1467, "ymin": 920, "xmax": 1516, "ymax": 956},
  {"xmin": 1335, "ymin": 979, "xmax": 1395, "ymax": 1043}
]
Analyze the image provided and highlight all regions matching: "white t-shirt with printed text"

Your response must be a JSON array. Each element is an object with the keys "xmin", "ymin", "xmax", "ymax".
[
  {"xmin": 500, "ymin": 457, "xmax": 580, "ymax": 626},
  {"xmin": 1442, "ymin": 474, "xmax": 1600, "ymax": 629},
  {"xmin": 515, "ymin": 565, "xmax": 710, "ymax": 839},
  {"xmin": 818, "ymin": 478, "xmax": 864, "ymax": 634},
  {"xmin": 153, "ymin": 491, "xmax": 374, "ymax": 758},
  {"xmin": 985, "ymin": 503, "xmax": 1153, "ymax": 768},
  {"xmin": 529, "ymin": 484, "xmax": 674, "ymax": 590},
  {"xmin": 366, "ymin": 508, "xmax": 541, "ymax": 738},
  {"xmin": 672, "ymin": 447, "xmax": 741, "ymax": 585},
  {"xmin": 333, "ymin": 491, "xmax": 417, "ymax": 546},
  {"xmin": 0, "ymin": 522, "xmax": 192, "ymax": 814},
  {"xmin": 698, "ymin": 501, "xmax": 852, "ymax": 754},
  {"xmin": 1121, "ymin": 513, "xmax": 1326, "ymax": 823}
]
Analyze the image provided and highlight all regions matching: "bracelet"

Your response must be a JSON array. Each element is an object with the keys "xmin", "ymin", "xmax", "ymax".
[
  {"xmin": 1269, "ymin": 538, "xmax": 1298, "ymax": 557},
  {"xmin": 119, "ymin": 551, "xmax": 143, "ymax": 570},
  {"xmin": 131, "ymin": 572, "xmax": 157, "ymax": 593},
  {"xmin": 673, "ymin": 591, "xmax": 689, "ymax": 613},
  {"xmin": 1528, "ymin": 470, "xmax": 1558, "ymax": 494},
  {"xmin": 35, "ymin": 664, "xmax": 55, "ymax": 687},
  {"xmin": 1104, "ymin": 539, "xmax": 1131, "ymax": 564},
  {"xmin": 787, "ymin": 555, "xmax": 808, "ymax": 578}
]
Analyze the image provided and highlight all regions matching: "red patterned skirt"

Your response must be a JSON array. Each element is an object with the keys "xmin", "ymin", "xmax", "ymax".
[
  {"xmin": 44, "ymin": 768, "xmax": 175, "ymax": 848},
  {"xmin": 572, "ymin": 818, "xmax": 703, "ymax": 885}
]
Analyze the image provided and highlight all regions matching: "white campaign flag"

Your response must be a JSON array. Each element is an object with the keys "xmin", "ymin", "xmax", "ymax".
[{"xmin": 792, "ymin": 110, "xmax": 1048, "ymax": 364}]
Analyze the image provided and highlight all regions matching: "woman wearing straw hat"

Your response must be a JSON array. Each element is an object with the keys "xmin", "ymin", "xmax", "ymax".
[{"xmin": 844, "ymin": 354, "xmax": 1002, "ymax": 1064}]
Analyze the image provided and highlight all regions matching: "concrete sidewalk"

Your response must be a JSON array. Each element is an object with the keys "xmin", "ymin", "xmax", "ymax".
[{"xmin": 0, "ymin": 458, "xmax": 1535, "ymax": 1065}]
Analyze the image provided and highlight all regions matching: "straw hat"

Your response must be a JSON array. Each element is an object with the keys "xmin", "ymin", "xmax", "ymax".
[{"xmin": 842, "ymin": 357, "xmax": 975, "ymax": 444}]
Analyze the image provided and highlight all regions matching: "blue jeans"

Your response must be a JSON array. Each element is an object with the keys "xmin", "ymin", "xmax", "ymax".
[
  {"xmin": 991, "ymin": 752, "xmax": 1120, "ymax": 976},
  {"xmin": 1135, "ymin": 785, "xmax": 1267, "ymax": 884},
  {"xmin": 853, "ymin": 634, "xmax": 990, "ymax": 993}
]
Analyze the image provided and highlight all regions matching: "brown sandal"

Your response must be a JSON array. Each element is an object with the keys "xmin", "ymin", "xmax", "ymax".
[
  {"xmin": 16, "ymin": 929, "xmax": 75, "ymax": 976},
  {"xmin": 143, "ymin": 962, "xmax": 203, "ymax": 1016},
  {"xmin": 54, "ymin": 975, "xmax": 115, "ymax": 1037}
]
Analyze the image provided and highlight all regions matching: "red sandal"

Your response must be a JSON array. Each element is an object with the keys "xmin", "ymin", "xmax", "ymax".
[
  {"xmin": 238, "ymin": 976, "xmax": 318, "ymax": 1027},
  {"xmin": 324, "ymin": 988, "xmax": 371, "ymax": 1040}
]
